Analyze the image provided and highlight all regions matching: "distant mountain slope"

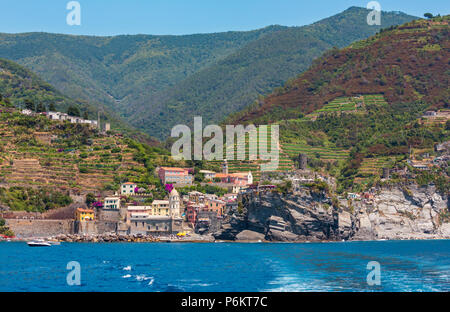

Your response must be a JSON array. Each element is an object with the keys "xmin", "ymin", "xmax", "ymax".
[
  {"xmin": 0, "ymin": 57, "xmax": 84, "ymax": 112},
  {"xmin": 0, "ymin": 57, "xmax": 160, "ymax": 145},
  {"xmin": 135, "ymin": 7, "xmax": 417, "ymax": 138},
  {"xmin": 0, "ymin": 7, "xmax": 416, "ymax": 139},
  {"xmin": 229, "ymin": 15, "xmax": 449, "ymax": 125},
  {"xmin": 0, "ymin": 27, "xmax": 281, "ymax": 117}
]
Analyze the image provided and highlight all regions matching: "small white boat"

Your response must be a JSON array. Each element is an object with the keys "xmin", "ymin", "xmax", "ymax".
[{"xmin": 27, "ymin": 240, "xmax": 52, "ymax": 247}]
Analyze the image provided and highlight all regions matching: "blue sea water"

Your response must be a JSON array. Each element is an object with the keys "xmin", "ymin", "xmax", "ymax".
[{"xmin": 0, "ymin": 240, "xmax": 449, "ymax": 292}]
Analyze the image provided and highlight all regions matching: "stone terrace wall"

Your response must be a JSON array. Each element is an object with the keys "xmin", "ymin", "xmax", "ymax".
[{"xmin": 6, "ymin": 219, "xmax": 74, "ymax": 238}]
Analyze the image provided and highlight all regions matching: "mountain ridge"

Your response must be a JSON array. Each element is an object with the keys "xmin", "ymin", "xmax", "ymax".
[{"xmin": 0, "ymin": 7, "xmax": 417, "ymax": 139}]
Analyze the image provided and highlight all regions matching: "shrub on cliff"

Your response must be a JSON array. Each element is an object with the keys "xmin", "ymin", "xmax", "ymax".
[
  {"xmin": 0, "ymin": 187, "xmax": 73, "ymax": 212},
  {"xmin": 0, "ymin": 217, "xmax": 14, "ymax": 237}
]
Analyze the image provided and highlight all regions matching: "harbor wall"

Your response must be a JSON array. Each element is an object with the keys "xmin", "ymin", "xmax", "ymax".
[{"xmin": 6, "ymin": 219, "xmax": 74, "ymax": 238}]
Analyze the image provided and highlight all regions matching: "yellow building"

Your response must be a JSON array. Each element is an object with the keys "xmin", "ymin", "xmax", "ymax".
[
  {"xmin": 75, "ymin": 208, "xmax": 95, "ymax": 221},
  {"xmin": 151, "ymin": 200, "xmax": 170, "ymax": 216}
]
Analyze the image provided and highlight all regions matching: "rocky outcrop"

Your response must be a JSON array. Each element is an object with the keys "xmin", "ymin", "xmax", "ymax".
[
  {"xmin": 214, "ymin": 190, "xmax": 342, "ymax": 242},
  {"xmin": 353, "ymin": 185, "xmax": 450, "ymax": 240},
  {"xmin": 214, "ymin": 185, "xmax": 450, "ymax": 242}
]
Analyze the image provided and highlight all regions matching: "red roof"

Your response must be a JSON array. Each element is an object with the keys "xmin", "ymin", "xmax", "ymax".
[{"xmin": 160, "ymin": 167, "xmax": 189, "ymax": 172}]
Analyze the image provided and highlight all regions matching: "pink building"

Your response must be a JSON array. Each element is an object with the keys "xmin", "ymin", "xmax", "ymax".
[
  {"xmin": 158, "ymin": 167, "xmax": 194, "ymax": 185},
  {"xmin": 214, "ymin": 172, "xmax": 253, "ymax": 186}
]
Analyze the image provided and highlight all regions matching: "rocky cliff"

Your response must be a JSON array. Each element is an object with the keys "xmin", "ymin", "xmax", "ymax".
[{"xmin": 214, "ymin": 185, "xmax": 450, "ymax": 242}]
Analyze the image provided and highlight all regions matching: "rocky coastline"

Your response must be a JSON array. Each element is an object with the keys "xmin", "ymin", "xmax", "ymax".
[
  {"xmin": 213, "ymin": 185, "xmax": 450, "ymax": 242},
  {"xmin": 2, "ymin": 185, "xmax": 449, "ymax": 244},
  {"xmin": 3, "ymin": 233, "xmax": 216, "ymax": 243}
]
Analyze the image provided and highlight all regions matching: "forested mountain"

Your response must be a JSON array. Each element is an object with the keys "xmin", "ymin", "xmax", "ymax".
[
  {"xmin": 141, "ymin": 7, "xmax": 416, "ymax": 138},
  {"xmin": 0, "ymin": 57, "xmax": 158, "ymax": 145},
  {"xmin": 0, "ymin": 7, "xmax": 416, "ymax": 139},
  {"xmin": 229, "ymin": 15, "xmax": 449, "ymax": 125},
  {"xmin": 0, "ymin": 26, "xmax": 280, "ymax": 120},
  {"xmin": 0, "ymin": 57, "xmax": 96, "ymax": 114}
]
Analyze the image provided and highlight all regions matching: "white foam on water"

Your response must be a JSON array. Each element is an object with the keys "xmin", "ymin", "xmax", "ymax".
[
  {"xmin": 136, "ymin": 274, "xmax": 153, "ymax": 282},
  {"xmin": 122, "ymin": 274, "xmax": 131, "ymax": 279},
  {"xmin": 123, "ymin": 266, "xmax": 132, "ymax": 271}
]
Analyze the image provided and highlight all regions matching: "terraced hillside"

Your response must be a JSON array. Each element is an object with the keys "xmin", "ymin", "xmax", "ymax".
[
  {"xmin": 353, "ymin": 156, "xmax": 401, "ymax": 185},
  {"xmin": 227, "ymin": 16, "xmax": 450, "ymax": 193},
  {"xmin": 230, "ymin": 16, "xmax": 449, "ymax": 125},
  {"xmin": 304, "ymin": 94, "xmax": 388, "ymax": 120},
  {"xmin": 208, "ymin": 126, "xmax": 294, "ymax": 181},
  {"xmin": 282, "ymin": 143, "xmax": 349, "ymax": 162},
  {"xmin": 280, "ymin": 94, "xmax": 389, "ymax": 163},
  {"xmin": 0, "ymin": 108, "xmax": 166, "ymax": 194}
]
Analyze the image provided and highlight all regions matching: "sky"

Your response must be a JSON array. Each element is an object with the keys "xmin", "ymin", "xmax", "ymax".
[{"xmin": 0, "ymin": 0, "xmax": 448, "ymax": 36}]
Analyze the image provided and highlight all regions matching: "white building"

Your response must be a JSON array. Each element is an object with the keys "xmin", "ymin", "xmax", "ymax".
[
  {"xmin": 47, "ymin": 111, "xmax": 98, "ymax": 127},
  {"xmin": 199, "ymin": 170, "xmax": 216, "ymax": 180},
  {"xmin": 104, "ymin": 197, "xmax": 121, "ymax": 210},
  {"xmin": 21, "ymin": 109, "xmax": 34, "ymax": 116},
  {"xmin": 121, "ymin": 182, "xmax": 137, "ymax": 195}
]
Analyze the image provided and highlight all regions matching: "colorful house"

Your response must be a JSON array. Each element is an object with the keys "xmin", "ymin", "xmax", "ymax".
[
  {"xmin": 205, "ymin": 198, "xmax": 225, "ymax": 217},
  {"xmin": 158, "ymin": 167, "xmax": 193, "ymax": 185},
  {"xmin": 126, "ymin": 206, "xmax": 152, "ymax": 224},
  {"xmin": 214, "ymin": 171, "xmax": 253, "ymax": 186},
  {"xmin": 152, "ymin": 200, "xmax": 170, "ymax": 216},
  {"xmin": 75, "ymin": 208, "xmax": 95, "ymax": 221}
]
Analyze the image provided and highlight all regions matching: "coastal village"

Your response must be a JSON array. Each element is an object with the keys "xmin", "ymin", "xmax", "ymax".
[
  {"xmin": 1, "ymin": 101, "xmax": 450, "ymax": 242},
  {"xmin": 72, "ymin": 161, "xmax": 252, "ymax": 239}
]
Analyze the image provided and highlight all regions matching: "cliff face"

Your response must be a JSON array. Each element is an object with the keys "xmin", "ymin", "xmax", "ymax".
[
  {"xmin": 353, "ymin": 186, "xmax": 450, "ymax": 240},
  {"xmin": 214, "ymin": 186, "xmax": 450, "ymax": 242}
]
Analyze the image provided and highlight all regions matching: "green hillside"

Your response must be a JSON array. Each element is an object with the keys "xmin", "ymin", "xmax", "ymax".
[
  {"xmin": 142, "ymin": 7, "xmax": 416, "ymax": 139},
  {"xmin": 0, "ymin": 27, "xmax": 281, "ymax": 124},
  {"xmin": 230, "ymin": 16, "xmax": 450, "ymax": 193},
  {"xmin": 0, "ymin": 57, "xmax": 160, "ymax": 145},
  {"xmin": 0, "ymin": 57, "xmax": 91, "ymax": 115},
  {"xmin": 0, "ymin": 7, "xmax": 416, "ymax": 139}
]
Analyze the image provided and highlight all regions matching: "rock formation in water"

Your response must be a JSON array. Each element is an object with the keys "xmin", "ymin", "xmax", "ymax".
[{"xmin": 214, "ymin": 185, "xmax": 450, "ymax": 242}]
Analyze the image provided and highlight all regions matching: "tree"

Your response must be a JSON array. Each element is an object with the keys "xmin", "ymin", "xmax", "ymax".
[
  {"xmin": 82, "ymin": 111, "xmax": 89, "ymax": 120},
  {"xmin": 67, "ymin": 105, "xmax": 81, "ymax": 117},
  {"xmin": 36, "ymin": 102, "xmax": 45, "ymax": 113},
  {"xmin": 424, "ymin": 13, "xmax": 434, "ymax": 19},
  {"xmin": 25, "ymin": 99, "xmax": 34, "ymax": 111},
  {"xmin": 85, "ymin": 193, "xmax": 96, "ymax": 206},
  {"xmin": 49, "ymin": 103, "xmax": 56, "ymax": 111}
]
